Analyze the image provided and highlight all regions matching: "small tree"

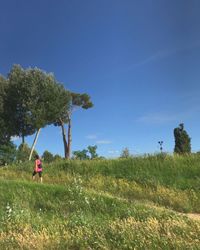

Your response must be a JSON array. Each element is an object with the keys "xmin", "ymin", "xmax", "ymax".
[
  {"xmin": 72, "ymin": 149, "xmax": 89, "ymax": 160},
  {"xmin": 54, "ymin": 154, "xmax": 62, "ymax": 161},
  {"xmin": 87, "ymin": 145, "xmax": 98, "ymax": 159},
  {"xmin": 120, "ymin": 147, "xmax": 131, "ymax": 158},
  {"xmin": 42, "ymin": 150, "xmax": 54, "ymax": 163},
  {"xmin": 174, "ymin": 123, "xmax": 191, "ymax": 154}
]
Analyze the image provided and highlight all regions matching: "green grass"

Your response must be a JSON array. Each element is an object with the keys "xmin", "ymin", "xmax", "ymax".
[{"xmin": 0, "ymin": 155, "xmax": 200, "ymax": 249}]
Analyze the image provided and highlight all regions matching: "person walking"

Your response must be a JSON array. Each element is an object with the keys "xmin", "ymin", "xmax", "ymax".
[{"xmin": 32, "ymin": 155, "xmax": 43, "ymax": 183}]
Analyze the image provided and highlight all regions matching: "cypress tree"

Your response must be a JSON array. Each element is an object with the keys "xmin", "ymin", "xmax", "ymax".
[{"xmin": 174, "ymin": 123, "xmax": 191, "ymax": 154}]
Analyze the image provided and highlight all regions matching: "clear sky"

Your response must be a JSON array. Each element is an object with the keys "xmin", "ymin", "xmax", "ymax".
[{"xmin": 1, "ymin": 0, "xmax": 200, "ymax": 157}]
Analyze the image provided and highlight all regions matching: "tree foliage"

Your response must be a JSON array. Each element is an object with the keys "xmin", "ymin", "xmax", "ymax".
[
  {"xmin": 1, "ymin": 65, "xmax": 71, "ymax": 161},
  {"xmin": 0, "ymin": 141, "xmax": 16, "ymax": 166},
  {"xmin": 5, "ymin": 65, "xmax": 36, "ymax": 143},
  {"xmin": 0, "ymin": 75, "xmax": 10, "ymax": 144},
  {"xmin": 16, "ymin": 143, "xmax": 38, "ymax": 162},
  {"xmin": 174, "ymin": 123, "xmax": 191, "ymax": 154},
  {"xmin": 87, "ymin": 145, "xmax": 98, "ymax": 159},
  {"xmin": 4, "ymin": 65, "xmax": 70, "ymax": 144},
  {"xmin": 73, "ymin": 145, "xmax": 99, "ymax": 160},
  {"xmin": 42, "ymin": 150, "xmax": 54, "ymax": 163},
  {"xmin": 54, "ymin": 154, "xmax": 62, "ymax": 161},
  {"xmin": 120, "ymin": 147, "xmax": 131, "ymax": 158},
  {"xmin": 72, "ymin": 149, "xmax": 90, "ymax": 160}
]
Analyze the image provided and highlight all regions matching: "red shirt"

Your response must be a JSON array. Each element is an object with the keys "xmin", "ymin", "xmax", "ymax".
[{"xmin": 35, "ymin": 159, "xmax": 42, "ymax": 172}]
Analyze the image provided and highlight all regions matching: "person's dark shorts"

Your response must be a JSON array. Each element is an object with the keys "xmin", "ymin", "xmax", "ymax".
[{"xmin": 32, "ymin": 171, "xmax": 42, "ymax": 177}]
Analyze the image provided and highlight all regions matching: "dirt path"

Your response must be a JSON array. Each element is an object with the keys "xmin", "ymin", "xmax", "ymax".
[{"xmin": 186, "ymin": 213, "xmax": 200, "ymax": 221}]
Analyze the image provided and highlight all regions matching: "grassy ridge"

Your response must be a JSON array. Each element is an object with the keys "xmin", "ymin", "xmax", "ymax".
[
  {"xmin": 0, "ymin": 155, "xmax": 200, "ymax": 249},
  {"xmin": 1, "ymin": 155, "xmax": 200, "ymax": 212},
  {"xmin": 5, "ymin": 154, "xmax": 200, "ymax": 190}
]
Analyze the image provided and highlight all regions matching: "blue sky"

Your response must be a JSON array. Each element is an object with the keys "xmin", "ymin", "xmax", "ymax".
[{"xmin": 1, "ymin": 0, "xmax": 200, "ymax": 157}]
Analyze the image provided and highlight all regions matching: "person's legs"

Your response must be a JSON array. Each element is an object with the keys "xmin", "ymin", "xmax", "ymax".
[
  {"xmin": 32, "ymin": 171, "xmax": 36, "ymax": 180},
  {"xmin": 39, "ymin": 172, "xmax": 43, "ymax": 183}
]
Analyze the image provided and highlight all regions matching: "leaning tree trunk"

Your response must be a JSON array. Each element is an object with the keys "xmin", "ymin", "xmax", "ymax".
[
  {"xmin": 66, "ymin": 118, "xmax": 72, "ymax": 159},
  {"xmin": 60, "ymin": 120, "xmax": 68, "ymax": 158},
  {"xmin": 29, "ymin": 128, "xmax": 41, "ymax": 161}
]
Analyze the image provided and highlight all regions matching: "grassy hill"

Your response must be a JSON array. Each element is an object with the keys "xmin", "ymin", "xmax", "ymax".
[{"xmin": 0, "ymin": 155, "xmax": 200, "ymax": 249}]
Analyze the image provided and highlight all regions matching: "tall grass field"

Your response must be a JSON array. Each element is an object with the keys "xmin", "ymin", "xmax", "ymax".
[{"xmin": 0, "ymin": 154, "xmax": 200, "ymax": 249}]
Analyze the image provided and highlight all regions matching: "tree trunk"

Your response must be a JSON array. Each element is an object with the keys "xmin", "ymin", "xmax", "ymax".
[
  {"xmin": 60, "ymin": 120, "xmax": 68, "ymax": 158},
  {"xmin": 22, "ymin": 135, "xmax": 25, "ymax": 144},
  {"xmin": 66, "ymin": 118, "xmax": 72, "ymax": 159},
  {"xmin": 29, "ymin": 128, "xmax": 41, "ymax": 161}
]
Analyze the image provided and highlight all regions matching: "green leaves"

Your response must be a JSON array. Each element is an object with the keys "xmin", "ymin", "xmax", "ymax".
[
  {"xmin": 0, "ymin": 75, "xmax": 10, "ymax": 144},
  {"xmin": 4, "ymin": 65, "xmax": 71, "ymax": 142},
  {"xmin": 88, "ymin": 145, "xmax": 98, "ymax": 159},
  {"xmin": 73, "ymin": 149, "xmax": 90, "ymax": 160},
  {"xmin": 42, "ymin": 150, "xmax": 54, "ymax": 163},
  {"xmin": 16, "ymin": 143, "xmax": 38, "ymax": 162},
  {"xmin": 174, "ymin": 123, "xmax": 191, "ymax": 154},
  {"xmin": 73, "ymin": 145, "xmax": 98, "ymax": 160},
  {"xmin": 71, "ymin": 92, "xmax": 93, "ymax": 110},
  {"xmin": 0, "ymin": 141, "xmax": 16, "ymax": 165}
]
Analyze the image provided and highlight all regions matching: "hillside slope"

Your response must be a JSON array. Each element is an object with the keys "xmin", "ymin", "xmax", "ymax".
[{"xmin": 0, "ymin": 155, "xmax": 200, "ymax": 249}]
